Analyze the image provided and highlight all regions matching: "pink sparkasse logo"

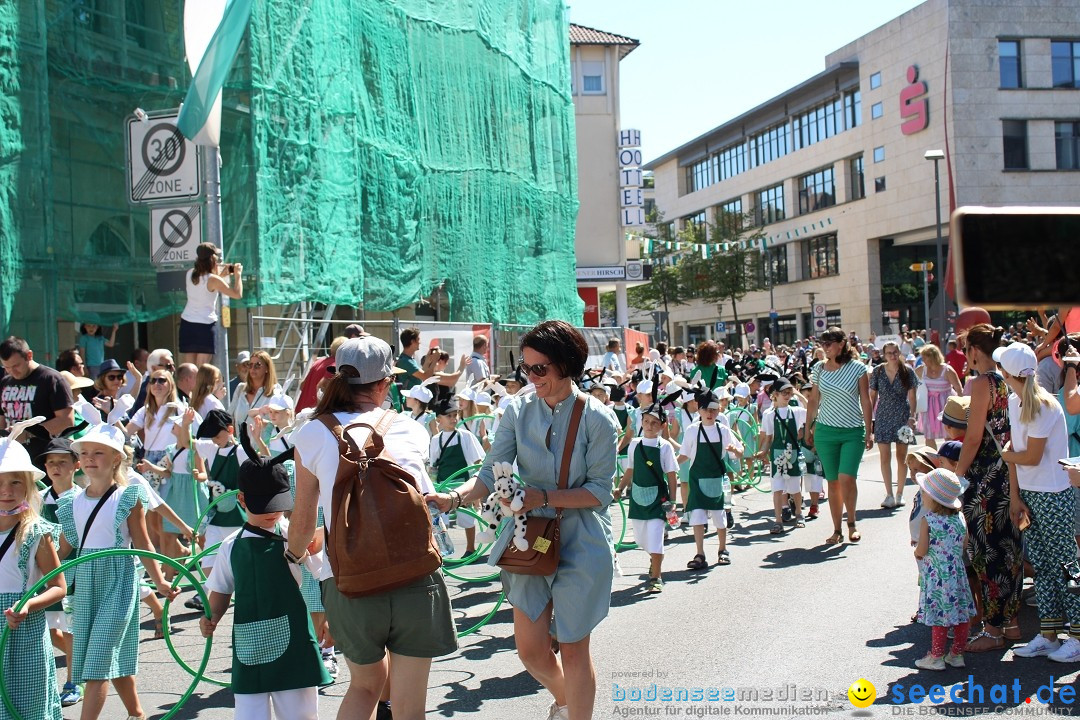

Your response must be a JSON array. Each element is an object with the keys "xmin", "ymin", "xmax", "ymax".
[{"xmin": 900, "ymin": 64, "xmax": 929, "ymax": 135}]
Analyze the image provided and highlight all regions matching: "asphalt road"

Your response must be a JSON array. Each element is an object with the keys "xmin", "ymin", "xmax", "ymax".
[{"xmin": 57, "ymin": 444, "xmax": 1080, "ymax": 719}]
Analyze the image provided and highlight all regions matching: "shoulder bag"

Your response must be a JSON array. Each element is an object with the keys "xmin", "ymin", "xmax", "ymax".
[{"xmin": 498, "ymin": 396, "xmax": 586, "ymax": 576}]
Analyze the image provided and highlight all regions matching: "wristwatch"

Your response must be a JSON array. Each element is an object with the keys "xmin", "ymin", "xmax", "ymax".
[{"xmin": 284, "ymin": 547, "xmax": 308, "ymax": 565}]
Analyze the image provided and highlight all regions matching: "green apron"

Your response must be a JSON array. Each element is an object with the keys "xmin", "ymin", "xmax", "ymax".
[
  {"xmin": 628, "ymin": 441, "xmax": 668, "ymax": 521},
  {"xmin": 769, "ymin": 409, "xmax": 804, "ymax": 477},
  {"xmin": 687, "ymin": 424, "xmax": 726, "ymax": 512},
  {"xmin": 434, "ymin": 431, "xmax": 468, "ymax": 485},
  {"xmin": 229, "ymin": 524, "xmax": 330, "ymax": 694},
  {"xmin": 208, "ymin": 446, "xmax": 247, "ymax": 528},
  {"xmin": 613, "ymin": 406, "xmax": 629, "ymax": 432}
]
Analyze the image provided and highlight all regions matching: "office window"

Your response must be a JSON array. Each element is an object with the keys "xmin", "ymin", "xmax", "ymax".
[
  {"xmin": 1057, "ymin": 121, "xmax": 1080, "ymax": 170},
  {"xmin": 716, "ymin": 142, "xmax": 748, "ymax": 182},
  {"xmin": 798, "ymin": 167, "xmax": 836, "ymax": 215},
  {"xmin": 792, "ymin": 96, "xmax": 845, "ymax": 150},
  {"xmin": 871, "ymin": 102, "xmax": 883, "ymax": 120},
  {"xmin": 748, "ymin": 123, "xmax": 791, "ymax": 168},
  {"xmin": 1052, "ymin": 41, "xmax": 1080, "ymax": 89},
  {"xmin": 874, "ymin": 176, "xmax": 886, "ymax": 193},
  {"xmin": 581, "ymin": 61, "xmax": 605, "ymax": 94},
  {"xmin": 999, "ymin": 40, "xmax": 1022, "ymax": 88},
  {"xmin": 685, "ymin": 157, "xmax": 711, "ymax": 194},
  {"xmin": 1002, "ymin": 120, "xmax": 1028, "ymax": 169},
  {"xmin": 683, "ymin": 210, "xmax": 707, "ymax": 233},
  {"xmin": 763, "ymin": 245, "xmax": 788, "ymax": 285},
  {"xmin": 844, "ymin": 89, "xmax": 862, "ymax": 129},
  {"xmin": 869, "ymin": 72, "xmax": 881, "ymax": 90},
  {"xmin": 801, "ymin": 234, "xmax": 839, "ymax": 279},
  {"xmin": 755, "ymin": 184, "xmax": 785, "ymax": 225},
  {"xmin": 873, "ymin": 146, "xmax": 885, "ymax": 163},
  {"xmin": 717, "ymin": 199, "xmax": 742, "ymax": 233},
  {"xmin": 849, "ymin": 155, "xmax": 865, "ymax": 200}
]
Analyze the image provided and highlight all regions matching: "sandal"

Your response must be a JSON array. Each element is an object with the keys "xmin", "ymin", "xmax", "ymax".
[
  {"xmin": 716, "ymin": 549, "xmax": 731, "ymax": 566},
  {"xmin": 153, "ymin": 620, "xmax": 169, "ymax": 640},
  {"xmin": 770, "ymin": 523, "xmax": 784, "ymax": 535},
  {"xmin": 966, "ymin": 630, "xmax": 1006, "ymax": 653},
  {"xmin": 847, "ymin": 524, "xmax": 861, "ymax": 543},
  {"xmin": 687, "ymin": 554, "xmax": 708, "ymax": 570},
  {"xmin": 794, "ymin": 517, "xmax": 806, "ymax": 528},
  {"xmin": 825, "ymin": 531, "xmax": 843, "ymax": 545}
]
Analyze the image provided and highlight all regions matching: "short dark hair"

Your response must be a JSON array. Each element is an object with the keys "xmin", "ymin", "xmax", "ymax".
[
  {"xmin": 656, "ymin": 342, "xmax": 668, "ymax": 356},
  {"xmin": 473, "ymin": 335, "xmax": 488, "ymax": 350},
  {"xmin": 56, "ymin": 348, "xmax": 83, "ymax": 372},
  {"xmin": 0, "ymin": 337, "xmax": 30, "ymax": 361},
  {"xmin": 606, "ymin": 338, "xmax": 621, "ymax": 351},
  {"xmin": 400, "ymin": 327, "xmax": 420, "ymax": 348},
  {"xmin": 130, "ymin": 347, "xmax": 149, "ymax": 362},
  {"xmin": 520, "ymin": 320, "xmax": 588, "ymax": 380}
]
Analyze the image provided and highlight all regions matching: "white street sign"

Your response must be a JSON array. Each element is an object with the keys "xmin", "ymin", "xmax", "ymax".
[
  {"xmin": 150, "ymin": 205, "xmax": 202, "ymax": 266},
  {"xmin": 127, "ymin": 112, "xmax": 201, "ymax": 203},
  {"xmin": 813, "ymin": 303, "xmax": 826, "ymax": 318}
]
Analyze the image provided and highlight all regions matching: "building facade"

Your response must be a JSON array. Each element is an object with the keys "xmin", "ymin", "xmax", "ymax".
[{"xmin": 643, "ymin": 0, "xmax": 1080, "ymax": 348}]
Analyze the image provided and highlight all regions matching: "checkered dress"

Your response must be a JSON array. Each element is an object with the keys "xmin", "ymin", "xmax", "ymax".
[
  {"xmin": 57, "ymin": 484, "xmax": 146, "ymax": 682},
  {"xmin": 284, "ymin": 458, "xmax": 325, "ymax": 612},
  {"xmin": 0, "ymin": 520, "xmax": 63, "ymax": 720}
]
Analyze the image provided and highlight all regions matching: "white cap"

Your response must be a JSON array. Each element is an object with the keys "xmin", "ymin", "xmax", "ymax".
[
  {"xmin": 664, "ymin": 380, "xmax": 683, "ymax": 397},
  {"xmin": 408, "ymin": 385, "xmax": 434, "ymax": 403},
  {"xmin": 648, "ymin": 348, "xmax": 661, "ymax": 362},
  {"xmin": 733, "ymin": 383, "xmax": 751, "ymax": 399},
  {"xmin": 266, "ymin": 393, "xmax": 295, "ymax": 411},
  {"xmin": 0, "ymin": 418, "xmax": 46, "ymax": 482},
  {"xmin": 70, "ymin": 424, "xmax": 127, "ymax": 454},
  {"xmin": 473, "ymin": 392, "xmax": 492, "ymax": 406},
  {"xmin": 456, "ymin": 387, "xmax": 476, "ymax": 402},
  {"xmin": 636, "ymin": 379, "xmax": 654, "ymax": 396},
  {"xmin": 992, "ymin": 342, "xmax": 1037, "ymax": 378}
]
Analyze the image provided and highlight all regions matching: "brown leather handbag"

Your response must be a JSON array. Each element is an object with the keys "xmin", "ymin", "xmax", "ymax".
[{"xmin": 497, "ymin": 396, "xmax": 586, "ymax": 576}]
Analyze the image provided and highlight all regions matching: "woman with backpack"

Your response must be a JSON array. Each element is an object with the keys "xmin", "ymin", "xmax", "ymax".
[
  {"xmin": 288, "ymin": 335, "xmax": 457, "ymax": 720},
  {"xmin": 427, "ymin": 320, "xmax": 620, "ymax": 720}
]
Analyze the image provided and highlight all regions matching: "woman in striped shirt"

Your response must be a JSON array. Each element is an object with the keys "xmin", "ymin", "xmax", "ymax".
[{"xmin": 805, "ymin": 327, "xmax": 874, "ymax": 544}]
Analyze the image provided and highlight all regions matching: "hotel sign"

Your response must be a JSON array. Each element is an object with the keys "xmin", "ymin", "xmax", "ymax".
[{"xmin": 618, "ymin": 129, "xmax": 645, "ymax": 226}]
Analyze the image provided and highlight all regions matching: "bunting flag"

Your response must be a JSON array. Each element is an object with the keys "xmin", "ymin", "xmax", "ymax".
[{"xmin": 700, "ymin": 243, "xmax": 709, "ymax": 260}]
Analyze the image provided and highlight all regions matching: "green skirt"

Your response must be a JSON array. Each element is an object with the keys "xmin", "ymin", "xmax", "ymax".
[
  {"xmin": 0, "ymin": 592, "xmax": 62, "ymax": 720},
  {"xmin": 71, "ymin": 553, "xmax": 141, "ymax": 681}
]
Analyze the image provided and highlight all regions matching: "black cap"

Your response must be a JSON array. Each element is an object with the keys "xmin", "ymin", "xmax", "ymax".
[
  {"xmin": 937, "ymin": 441, "xmax": 964, "ymax": 462},
  {"xmin": 238, "ymin": 459, "xmax": 294, "ymax": 514},
  {"xmin": 771, "ymin": 377, "xmax": 793, "ymax": 393},
  {"xmin": 196, "ymin": 409, "xmax": 234, "ymax": 439},
  {"xmin": 96, "ymin": 359, "xmax": 122, "ymax": 378},
  {"xmin": 434, "ymin": 399, "xmax": 458, "ymax": 417},
  {"xmin": 343, "ymin": 323, "xmax": 365, "ymax": 339},
  {"xmin": 38, "ymin": 437, "xmax": 78, "ymax": 460}
]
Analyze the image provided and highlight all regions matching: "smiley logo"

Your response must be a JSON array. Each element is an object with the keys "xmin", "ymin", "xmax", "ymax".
[{"xmin": 848, "ymin": 678, "xmax": 876, "ymax": 708}]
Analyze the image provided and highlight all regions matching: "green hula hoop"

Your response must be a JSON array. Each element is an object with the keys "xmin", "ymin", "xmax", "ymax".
[
  {"xmin": 161, "ymin": 541, "xmax": 231, "ymax": 688},
  {"xmin": 455, "ymin": 414, "xmax": 494, "ymax": 430},
  {"xmin": 434, "ymin": 463, "xmax": 484, "ymax": 492},
  {"xmin": 456, "ymin": 589, "xmax": 506, "ymax": 638},
  {"xmin": 441, "ymin": 507, "xmax": 493, "ymax": 571},
  {"xmin": 0, "ymin": 549, "xmax": 212, "ymax": 720},
  {"xmin": 614, "ymin": 497, "xmax": 637, "ymax": 551}
]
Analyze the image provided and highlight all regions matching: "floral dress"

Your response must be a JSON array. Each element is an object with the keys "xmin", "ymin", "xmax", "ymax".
[
  {"xmin": 918, "ymin": 512, "xmax": 977, "ymax": 627},
  {"xmin": 961, "ymin": 371, "xmax": 1022, "ymax": 629},
  {"xmin": 869, "ymin": 364, "xmax": 914, "ymax": 443}
]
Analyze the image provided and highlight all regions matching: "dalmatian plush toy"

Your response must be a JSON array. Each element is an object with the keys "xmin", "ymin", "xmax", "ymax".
[{"xmin": 477, "ymin": 461, "xmax": 530, "ymax": 551}]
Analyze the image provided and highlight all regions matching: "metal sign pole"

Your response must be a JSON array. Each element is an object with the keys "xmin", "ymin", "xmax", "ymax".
[{"xmin": 204, "ymin": 145, "xmax": 230, "ymax": 386}]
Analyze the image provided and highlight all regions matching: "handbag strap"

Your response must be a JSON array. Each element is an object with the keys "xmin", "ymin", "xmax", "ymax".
[
  {"xmin": 79, "ymin": 484, "xmax": 119, "ymax": 552},
  {"xmin": 555, "ymin": 397, "xmax": 586, "ymax": 519},
  {"xmin": 0, "ymin": 522, "xmax": 20, "ymax": 565}
]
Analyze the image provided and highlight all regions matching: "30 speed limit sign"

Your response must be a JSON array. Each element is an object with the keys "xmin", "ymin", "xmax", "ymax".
[{"xmin": 126, "ymin": 111, "xmax": 202, "ymax": 204}]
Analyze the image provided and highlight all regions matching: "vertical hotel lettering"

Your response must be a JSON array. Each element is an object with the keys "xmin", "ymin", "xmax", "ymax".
[{"xmin": 619, "ymin": 129, "xmax": 645, "ymax": 227}]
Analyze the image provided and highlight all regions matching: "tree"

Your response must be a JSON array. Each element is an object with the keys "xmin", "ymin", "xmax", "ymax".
[
  {"xmin": 678, "ymin": 209, "xmax": 765, "ymax": 347},
  {"xmin": 626, "ymin": 210, "xmax": 690, "ymax": 341}
]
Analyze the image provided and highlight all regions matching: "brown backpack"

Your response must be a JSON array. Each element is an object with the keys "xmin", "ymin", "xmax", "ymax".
[{"xmin": 319, "ymin": 410, "xmax": 441, "ymax": 597}]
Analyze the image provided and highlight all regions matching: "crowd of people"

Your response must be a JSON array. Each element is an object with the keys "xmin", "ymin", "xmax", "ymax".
[{"xmin": 5, "ymin": 293, "xmax": 1080, "ymax": 718}]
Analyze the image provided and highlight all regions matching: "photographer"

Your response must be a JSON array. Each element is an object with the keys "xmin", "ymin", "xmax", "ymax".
[
  {"xmin": 421, "ymin": 347, "xmax": 469, "ymax": 404},
  {"xmin": 180, "ymin": 242, "xmax": 243, "ymax": 366}
]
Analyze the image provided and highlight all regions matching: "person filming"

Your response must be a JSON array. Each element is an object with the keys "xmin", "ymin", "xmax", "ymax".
[{"xmin": 179, "ymin": 242, "xmax": 243, "ymax": 366}]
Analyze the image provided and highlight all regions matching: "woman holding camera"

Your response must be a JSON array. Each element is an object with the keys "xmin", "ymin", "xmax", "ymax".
[{"xmin": 179, "ymin": 242, "xmax": 243, "ymax": 366}]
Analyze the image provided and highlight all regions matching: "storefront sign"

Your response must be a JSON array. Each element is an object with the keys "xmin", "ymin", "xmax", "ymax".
[
  {"xmin": 900, "ymin": 65, "xmax": 929, "ymax": 135},
  {"xmin": 618, "ymin": 128, "xmax": 644, "ymax": 227}
]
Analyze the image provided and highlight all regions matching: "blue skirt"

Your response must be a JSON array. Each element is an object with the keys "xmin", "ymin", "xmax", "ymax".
[{"xmin": 179, "ymin": 318, "xmax": 215, "ymax": 355}]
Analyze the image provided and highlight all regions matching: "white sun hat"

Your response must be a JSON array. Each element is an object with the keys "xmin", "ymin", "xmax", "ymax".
[
  {"xmin": 70, "ymin": 424, "xmax": 128, "ymax": 454},
  {"xmin": 408, "ymin": 385, "xmax": 434, "ymax": 403},
  {"xmin": 0, "ymin": 417, "xmax": 47, "ymax": 482}
]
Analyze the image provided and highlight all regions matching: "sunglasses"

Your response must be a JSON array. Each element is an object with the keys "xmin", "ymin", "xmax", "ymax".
[
  {"xmin": 250, "ymin": 361, "xmax": 266, "ymax": 369},
  {"xmin": 105, "ymin": 373, "xmax": 124, "ymax": 381},
  {"xmin": 518, "ymin": 361, "xmax": 552, "ymax": 378},
  {"xmin": 149, "ymin": 377, "xmax": 169, "ymax": 386}
]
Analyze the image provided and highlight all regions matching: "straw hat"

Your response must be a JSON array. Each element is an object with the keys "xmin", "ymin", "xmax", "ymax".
[
  {"xmin": 916, "ymin": 468, "xmax": 964, "ymax": 509},
  {"xmin": 940, "ymin": 395, "xmax": 971, "ymax": 429},
  {"xmin": 60, "ymin": 370, "xmax": 94, "ymax": 391}
]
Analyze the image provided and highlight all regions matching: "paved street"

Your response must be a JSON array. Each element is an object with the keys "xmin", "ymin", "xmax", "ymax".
[{"xmin": 68, "ymin": 445, "xmax": 1080, "ymax": 719}]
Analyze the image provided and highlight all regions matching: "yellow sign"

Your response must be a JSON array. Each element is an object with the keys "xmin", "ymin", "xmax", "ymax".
[
  {"xmin": 909, "ymin": 262, "xmax": 934, "ymax": 272},
  {"xmin": 532, "ymin": 536, "xmax": 552, "ymax": 554}
]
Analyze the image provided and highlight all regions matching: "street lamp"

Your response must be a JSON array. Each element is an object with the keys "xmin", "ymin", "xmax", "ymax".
[{"xmin": 924, "ymin": 149, "xmax": 946, "ymax": 342}]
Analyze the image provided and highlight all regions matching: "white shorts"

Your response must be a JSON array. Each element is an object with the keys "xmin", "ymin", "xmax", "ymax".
[
  {"xmin": 234, "ymin": 687, "xmax": 318, "ymax": 720},
  {"xmin": 688, "ymin": 508, "xmax": 727, "ymax": 530},
  {"xmin": 631, "ymin": 519, "xmax": 666, "ymax": 555},
  {"xmin": 454, "ymin": 507, "xmax": 476, "ymax": 529},
  {"xmin": 45, "ymin": 610, "xmax": 69, "ymax": 633},
  {"xmin": 770, "ymin": 472, "xmax": 802, "ymax": 495},
  {"xmin": 202, "ymin": 524, "xmax": 240, "ymax": 568},
  {"xmin": 803, "ymin": 474, "xmax": 824, "ymax": 494}
]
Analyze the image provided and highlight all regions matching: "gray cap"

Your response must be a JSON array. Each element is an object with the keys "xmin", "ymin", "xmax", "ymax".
[
  {"xmin": 236, "ymin": 350, "xmax": 251, "ymax": 364},
  {"xmin": 334, "ymin": 336, "xmax": 396, "ymax": 384}
]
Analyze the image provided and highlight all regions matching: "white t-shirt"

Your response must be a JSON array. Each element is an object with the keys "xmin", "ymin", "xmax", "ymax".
[
  {"xmin": 181, "ymin": 268, "xmax": 219, "ymax": 324},
  {"xmin": 678, "ymin": 421, "xmax": 742, "ymax": 462},
  {"xmin": 429, "ymin": 429, "xmax": 485, "ymax": 468},
  {"xmin": 72, "ymin": 486, "xmax": 133, "ymax": 549},
  {"xmin": 1008, "ymin": 393, "xmax": 1070, "ymax": 493},
  {"xmin": 194, "ymin": 440, "xmax": 250, "ymax": 474},
  {"xmin": 625, "ymin": 436, "xmax": 679, "ymax": 474},
  {"xmin": 0, "ymin": 525, "xmax": 46, "ymax": 593},
  {"xmin": 127, "ymin": 470, "xmax": 165, "ymax": 509},
  {"xmin": 760, "ymin": 405, "xmax": 807, "ymax": 440},
  {"xmin": 196, "ymin": 395, "xmax": 225, "ymax": 420},
  {"xmin": 130, "ymin": 404, "xmax": 184, "ymax": 452},
  {"xmin": 203, "ymin": 520, "xmax": 321, "ymax": 594},
  {"xmin": 292, "ymin": 410, "xmax": 434, "ymax": 581}
]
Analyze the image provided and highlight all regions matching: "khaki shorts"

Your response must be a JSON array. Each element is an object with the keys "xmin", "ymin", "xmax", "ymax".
[{"xmin": 323, "ymin": 571, "xmax": 458, "ymax": 666}]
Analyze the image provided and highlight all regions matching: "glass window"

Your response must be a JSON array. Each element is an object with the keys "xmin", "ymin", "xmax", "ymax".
[
  {"xmin": 844, "ymin": 89, "xmax": 862, "ymax": 129},
  {"xmin": 849, "ymin": 155, "xmax": 865, "ymax": 200},
  {"xmin": 755, "ymin": 184, "xmax": 785, "ymax": 226},
  {"xmin": 717, "ymin": 199, "xmax": 742, "ymax": 233},
  {"xmin": 999, "ymin": 40, "xmax": 1022, "ymax": 88},
  {"xmin": 792, "ymin": 96, "xmax": 845, "ymax": 150},
  {"xmin": 801, "ymin": 234, "xmax": 839, "ymax": 279},
  {"xmin": 1002, "ymin": 120, "xmax": 1028, "ymax": 170},
  {"xmin": 869, "ymin": 72, "xmax": 881, "ymax": 90},
  {"xmin": 871, "ymin": 102, "xmax": 883, "ymax": 120},
  {"xmin": 763, "ymin": 245, "xmax": 788, "ymax": 285},
  {"xmin": 685, "ymin": 157, "xmax": 711, "ymax": 194},
  {"xmin": 1052, "ymin": 41, "xmax": 1080, "ymax": 89},
  {"xmin": 581, "ymin": 61, "xmax": 605, "ymax": 94},
  {"xmin": 748, "ymin": 123, "xmax": 791, "ymax": 168},
  {"xmin": 873, "ymin": 146, "xmax": 885, "ymax": 163},
  {"xmin": 1056, "ymin": 121, "xmax": 1080, "ymax": 170},
  {"xmin": 874, "ymin": 176, "xmax": 886, "ymax": 193},
  {"xmin": 716, "ymin": 142, "xmax": 748, "ymax": 182},
  {"xmin": 798, "ymin": 167, "xmax": 836, "ymax": 215}
]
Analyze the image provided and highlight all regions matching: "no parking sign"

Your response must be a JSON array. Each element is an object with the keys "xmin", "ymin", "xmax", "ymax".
[{"xmin": 150, "ymin": 205, "xmax": 202, "ymax": 266}]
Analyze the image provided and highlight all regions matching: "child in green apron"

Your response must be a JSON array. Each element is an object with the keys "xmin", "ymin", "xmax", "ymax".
[
  {"xmin": 678, "ymin": 387, "xmax": 743, "ymax": 569},
  {"xmin": 430, "ymin": 401, "xmax": 485, "ymax": 556},
  {"xmin": 0, "ymin": 423, "xmax": 66, "ymax": 720},
  {"xmin": 611, "ymin": 386, "xmax": 636, "ymax": 467},
  {"xmin": 756, "ymin": 378, "xmax": 807, "ymax": 534},
  {"xmin": 200, "ymin": 443, "xmax": 330, "ymax": 719},
  {"xmin": 614, "ymin": 402, "xmax": 679, "ymax": 592},
  {"xmin": 799, "ymin": 382, "xmax": 825, "ymax": 519},
  {"xmin": 37, "ymin": 437, "xmax": 82, "ymax": 707}
]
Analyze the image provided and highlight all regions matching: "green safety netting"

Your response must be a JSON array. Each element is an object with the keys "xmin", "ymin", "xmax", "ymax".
[{"xmin": 2, "ymin": 0, "xmax": 583, "ymax": 354}]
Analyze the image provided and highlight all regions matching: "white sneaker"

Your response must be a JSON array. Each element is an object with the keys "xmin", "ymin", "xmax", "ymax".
[
  {"xmin": 943, "ymin": 651, "xmax": 965, "ymax": 668},
  {"xmin": 881, "ymin": 496, "xmax": 896, "ymax": 509},
  {"xmin": 1049, "ymin": 637, "xmax": 1080, "ymax": 663},
  {"xmin": 895, "ymin": 493, "xmax": 906, "ymax": 507},
  {"xmin": 1014, "ymin": 635, "xmax": 1062, "ymax": 658},
  {"xmin": 546, "ymin": 701, "xmax": 569, "ymax": 720},
  {"xmin": 914, "ymin": 653, "xmax": 945, "ymax": 671}
]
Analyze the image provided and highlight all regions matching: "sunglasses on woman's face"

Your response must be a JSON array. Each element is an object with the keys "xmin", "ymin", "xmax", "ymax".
[
  {"xmin": 149, "ymin": 377, "xmax": 169, "ymax": 386},
  {"xmin": 105, "ymin": 373, "xmax": 124, "ymax": 381},
  {"xmin": 518, "ymin": 361, "xmax": 552, "ymax": 378},
  {"xmin": 250, "ymin": 362, "xmax": 265, "ymax": 369}
]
